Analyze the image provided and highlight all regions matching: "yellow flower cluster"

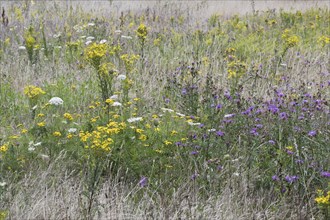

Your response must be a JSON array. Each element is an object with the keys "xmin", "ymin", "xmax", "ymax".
[
  {"xmin": 227, "ymin": 60, "xmax": 247, "ymax": 79},
  {"xmin": 99, "ymin": 62, "xmax": 116, "ymax": 76},
  {"xmin": 79, "ymin": 120, "xmax": 126, "ymax": 152},
  {"xmin": 25, "ymin": 33, "xmax": 36, "ymax": 50},
  {"xmin": 318, "ymin": 35, "xmax": 330, "ymax": 47},
  {"xmin": 63, "ymin": 113, "xmax": 73, "ymax": 121},
  {"xmin": 120, "ymin": 54, "xmax": 140, "ymax": 73},
  {"xmin": 85, "ymin": 43, "xmax": 108, "ymax": 68},
  {"xmin": 315, "ymin": 190, "xmax": 330, "ymax": 206},
  {"xmin": 23, "ymin": 85, "xmax": 46, "ymax": 99},
  {"xmin": 282, "ymin": 29, "xmax": 299, "ymax": 47},
  {"xmin": 136, "ymin": 23, "xmax": 148, "ymax": 41},
  {"xmin": 53, "ymin": 131, "xmax": 62, "ymax": 137}
]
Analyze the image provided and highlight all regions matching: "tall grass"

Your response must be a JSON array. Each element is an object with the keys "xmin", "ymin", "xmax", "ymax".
[{"xmin": 0, "ymin": 1, "xmax": 329, "ymax": 219}]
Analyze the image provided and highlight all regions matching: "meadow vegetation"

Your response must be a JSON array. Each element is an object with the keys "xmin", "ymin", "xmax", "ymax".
[{"xmin": 0, "ymin": 1, "xmax": 329, "ymax": 219}]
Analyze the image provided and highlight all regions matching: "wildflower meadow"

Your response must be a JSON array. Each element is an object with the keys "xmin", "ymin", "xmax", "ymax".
[{"xmin": 0, "ymin": 1, "xmax": 329, "ymax": 219}]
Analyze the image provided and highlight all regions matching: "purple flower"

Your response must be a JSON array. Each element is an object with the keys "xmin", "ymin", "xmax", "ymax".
[
  {"xmin": 190, "ymin": 151, "xmax": 199, "ymax": 155},
  {"xmin": 320, "ymin": 171, "xmax": 330, "ymax": 178},
  {"xmin": 217, "ymin": 165, "xmax": 223, "ymax": 171},
  {"xmin": 308, "ymin": 130, "xmax": 317, "ymax": 137},
  {"xmin": 216, "ymin": 104, "xmax": 222, "ymax": 109},
  {"xmin": 285, "ymin": 175, "xmax": 299, "ymax": 183},
  {"xmin": 250, "ymin": 128, "xmax": 259, "ymax": 136},
  {"xmin": 181, "ymin": 88, "xmax": 187, "ymax": 95},
  {"xmin": 272, "ymin": 175, "xmax": 280, "ymax": 181},
  {"xmin": 224, "ymin": 91, "xmax": 232, "ymax": 100},
  {"xmin": 298, "ymin": 115, "xmax": 304, "ymax": 120},
  {"xmin": 139, "ymin": 176, "xmax": 148, "ymax": 187},
  {"xmin": 268, "ymin": 104, "xmax": 279, "ymax": 114},
  {"xmin": 279, "ymin": 112, "xmax": 288, "ymax": 120},
  {"xmin": 268, "ymin": 140, "xmax": 275, "ymax": 145},
  {"xmin": 191, "ymin": 172, "xmax": 198, "ymax": 180},
  {"xmin": 255, "ymin": 124, "xmax": 263, "ymax": 129},
  {"xmin": 175, "ymin": 142, "xmax": 183, "ymax": 147},
  {"xmin": 216, "ymin": 130, "xmax": 225, "ymax": 137}
]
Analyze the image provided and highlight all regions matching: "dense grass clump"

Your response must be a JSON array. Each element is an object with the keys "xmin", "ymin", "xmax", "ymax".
[{"xmin": 0, "ymin": 1, "xmax": 329, "ymax": 219}]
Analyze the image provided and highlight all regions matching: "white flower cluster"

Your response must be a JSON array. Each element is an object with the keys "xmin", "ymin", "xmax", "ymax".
[
  {"xmin": 127, "ymin": 117, "xmax": 143, "ymax": 123},
  {"xmin": 49, "ymin": 97, "xmax": 63, "ymax": 106}
]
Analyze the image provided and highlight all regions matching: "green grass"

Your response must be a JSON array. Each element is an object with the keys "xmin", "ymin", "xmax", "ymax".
[{"xmin": 0, "ymin": 1, "xmax": 329, "ymax": 219}]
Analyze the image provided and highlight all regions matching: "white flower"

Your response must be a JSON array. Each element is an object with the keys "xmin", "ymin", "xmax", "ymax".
[
  {"xmin": 121, "ymin": 35, "xmax": 132, "ymax": 40},
  {"xmin": 100, "ymin": 39, "xmax": 107, "ymax": 44},
  {"xmin": 53, "ymin": 33, "xmax": 61, "ymax": 38},
  {"xmin": 85, "ymin": 40, "xmax": 92, "ymax": 45},
  {"xmin": 49, "ymin": 97, "xmax": 63, "ymax": 106},
  {"xmin": 86, "ymin": 36, "xmax": 95, "ymax": 41},
  {"xmin": 54, "ymin": 46, "xmax": 62, "ymax": 49},
  {"xmin": 18, "ymin": 46, "xmax": 26, "ymax": 50},
  {"xmin": 110, "ymin": 95, "xmax": 118, "ymax": 100},
  {"xmin": 188, "ymin": 122, "xmax": 201, "ymax": 126},
  {"xmin": 88, "ymin": 22, "xmax": 95, "ymax": 26},
  {"xmin": 176, "ymin": 112, "xmax": 185, "ymax": 117},
  {"xmin": 208, "ymin": 128, "xmax": 216, "ymax": 132},
  {"xmin": 233, "ymin": 172, "xmax": 240, "ymax": 177},
  {"xmin": 117, "ymin": 74, "xmax": 127, "ymax": 81},
  {"xmin": 112, "ymin": 102, "xmax": 122, "ymax": 107},
  {"xmin": 224, "ymin": 114, "xmax": 235, "ymax": 118},
  {"xmin": 161, "ymin": 108, "xmax": 174, "ymax": 113},
  {"xmin": 127, "ymin": 117, "xmax": 143, "ymax": 123},
  {"xmin": 0, "ymin": 182, "xmax": 7, "ymax": 187},
  {"xmin": 115, "ymin": 30, "xmax": 122, "ymax": 34},
  {"xmin": 68, "ymin": 128, "xmax": 77, "ymax": 133},
  {"xmin": 28, "ymin": 146, "xmax": 35, "ymax": 152},
  {"xmin": 34, "ymin": 142, "xmax": 42, "ymax": 147}
]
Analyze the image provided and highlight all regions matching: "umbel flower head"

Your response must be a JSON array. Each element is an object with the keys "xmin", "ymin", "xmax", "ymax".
[{"xmin": 49, "ymin": 97, "xmax": 63, "ymax": 106}]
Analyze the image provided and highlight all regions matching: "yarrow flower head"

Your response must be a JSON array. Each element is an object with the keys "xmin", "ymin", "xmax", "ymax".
[
  {"xmin": 127, "ymin": 117, "xmax": 143, "ymax": 123},
  {"xmin": 112, "ymin": 102, "xmax": 122, "ymax": 107},
  {"xmin": 49, "ymin": 97, "xmax": 63, "ymax": 106},
  {"xmin": 117, "ymin": 74, "xmax": 127, "ymax": 81}
]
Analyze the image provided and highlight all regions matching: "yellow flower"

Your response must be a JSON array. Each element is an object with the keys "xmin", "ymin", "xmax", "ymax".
[
  {"xmin": 21, "ymin": 129, "xmax": 28, "ymax": 134},
  {"xmin": 53, "ymin": 131, "xmax": 62, "ymax": 137},
  {"xmin": 24, "ymin": 85, "xmax": 46, "ymax": 99},
  {"xmin": 136, "ymin": 23, "xmax": 148, "ymax": 41},
  {"xmin": 37, "ymin": 113, "xmax": 45, "ymax": 118},
  {"xmin": 139, "ymin": 134, "xmax": 147, "ymax": 141},
  {"xmin": 136, "ymin": 129, "xmax": 144, "ymax": 134},
  {"xmin": 67, "ymin": 133, "xmax": 73, "ymax": 139},
  {"xmin": 113, "ymin": 114, "xmax": 120, "ymax": 119},
  {"xmin": 106, "ymin": 99, "xmax": 114, "ymax": 105},
  {"xmin": 85, "ymin": 43, "xmax": 108, "ymax": 69},
  {"xmin": 37, "ymin": 121, "xmax": 46, "ymax": 127},
  {"xmin": 63, "ymin": 113, "xmax": 73, "ymax": 121},
  {"xmin": 164, "ymin": 140, "xmax": 172, "ymax": 146},
  {"xmin": 318, "ymin": 35, "xmax": 330, "ymax": 47},
  {"xmin": 0, "ymin": 143, "xmax": 9, "ymax": 153},
  {"xmin": 171, "ymin": 130, "xmax": 178, "ymax": 136}
]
